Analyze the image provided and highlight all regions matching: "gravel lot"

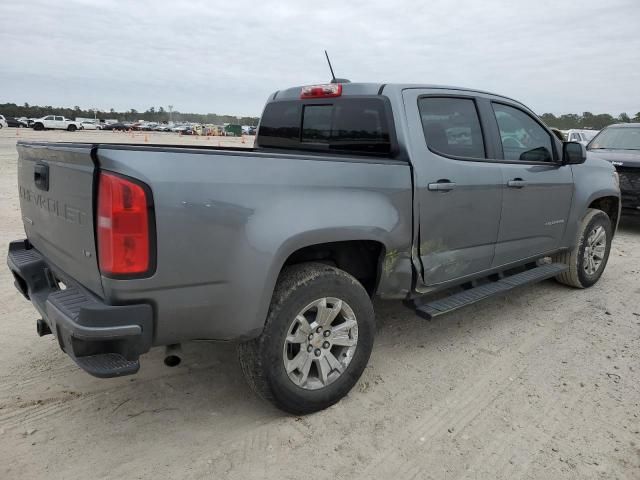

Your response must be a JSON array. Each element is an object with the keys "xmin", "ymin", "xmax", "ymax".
[{"xmin": 1, "ymin": 128, "xmax": 639, "ymax": 480}]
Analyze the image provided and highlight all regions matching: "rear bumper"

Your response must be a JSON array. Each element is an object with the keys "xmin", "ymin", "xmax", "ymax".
[{"xmin": 7, "ymin": 239, "xmax": 153, "ymax": 378}]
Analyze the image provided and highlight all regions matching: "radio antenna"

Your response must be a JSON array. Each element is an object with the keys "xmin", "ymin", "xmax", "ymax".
[{"xmin": 325, "ymin": 50, "xmax": 336, "ymax": 82}]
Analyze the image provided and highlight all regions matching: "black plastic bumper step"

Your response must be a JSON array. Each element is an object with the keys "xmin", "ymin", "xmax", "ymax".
[
  {"xmin": 414, "ymin": 263, "xmax": 568, "ymax": 320},
  {"xmin": 74, "ymin": 353, "xmax": 140, "ymax": 378}
]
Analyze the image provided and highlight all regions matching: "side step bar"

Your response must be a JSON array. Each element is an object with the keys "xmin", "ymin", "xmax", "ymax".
[{"xmin": 412, "ymin": 263, "xmax": 568, "ymax": 320}]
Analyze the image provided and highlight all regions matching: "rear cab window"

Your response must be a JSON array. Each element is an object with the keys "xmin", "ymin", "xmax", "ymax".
[{"xmin": 257, "ymin": 97, "xmax": 394, "ymax": 156}]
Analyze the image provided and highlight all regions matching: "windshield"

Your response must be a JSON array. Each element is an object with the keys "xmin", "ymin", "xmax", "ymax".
[
  {"xmin": 583, "ymin": 130, "xmax": 598, "ymax": 141},
  {"xmin": 588, "ymin": 126, "xmax": 640, "ymax": 150}
]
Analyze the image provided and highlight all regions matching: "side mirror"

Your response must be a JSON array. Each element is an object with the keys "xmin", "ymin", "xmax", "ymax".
[{"xmin": 562, "ymin": 141, "xmax": 586, "ymax": 165}]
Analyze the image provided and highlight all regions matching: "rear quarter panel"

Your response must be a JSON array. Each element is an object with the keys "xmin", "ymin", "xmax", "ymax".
[{"xmin": 96, "ymin": 147, "xmax": 413, "ymax": 344}]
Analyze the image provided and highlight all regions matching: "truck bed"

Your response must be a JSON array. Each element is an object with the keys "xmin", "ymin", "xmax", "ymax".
[{"xmin": 15, "ymin": 140, "xmax": 414, "ymax": 345}]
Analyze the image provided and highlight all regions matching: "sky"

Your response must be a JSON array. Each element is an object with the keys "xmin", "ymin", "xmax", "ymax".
[{"xmin": 1, "ymin": 0, "xmax": 639, "ymax": 117}]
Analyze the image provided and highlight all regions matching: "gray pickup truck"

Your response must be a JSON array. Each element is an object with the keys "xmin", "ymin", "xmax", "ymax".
[{"xmin": 7, "ymin": 82, "xmax": 620, "ymax": 414}]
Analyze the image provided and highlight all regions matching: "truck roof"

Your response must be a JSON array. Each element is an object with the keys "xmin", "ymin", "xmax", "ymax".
[{"xmin": 271, "ymin": 82, "xmax": 527, "ymax": 108}]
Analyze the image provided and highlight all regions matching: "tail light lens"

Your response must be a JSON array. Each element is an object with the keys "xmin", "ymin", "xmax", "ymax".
[
  {"xmin": 97, "ymin": 171, "xmax": 153, "ymax": 277},
  {"xmin": 300, "ymin": 83, "xmax": 342, "ymax": 99}
]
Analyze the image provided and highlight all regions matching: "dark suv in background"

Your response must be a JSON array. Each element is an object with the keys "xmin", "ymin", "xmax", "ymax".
[{"xmin": 588, "ymin": 123, "xmax": 640, "ymax": 215}]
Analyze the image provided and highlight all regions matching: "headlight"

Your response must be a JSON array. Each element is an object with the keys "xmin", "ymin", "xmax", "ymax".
[{"xmin": 613, "ymin": 170, "xmax": 619, "ymax": 189}]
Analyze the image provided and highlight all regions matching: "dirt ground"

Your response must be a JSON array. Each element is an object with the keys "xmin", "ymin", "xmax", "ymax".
[{"xmin": 0, "ymin": 128, "xmax": 639, "ymax": 480}]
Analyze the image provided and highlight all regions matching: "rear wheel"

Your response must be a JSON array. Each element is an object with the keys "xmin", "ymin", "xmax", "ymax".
[
  {"xmin": 554, "ymin": 208, "xmax": 612, "ymax": 288},
  {"xmin": 238, "ymin": 262, "xmax": 375, "ymax": 414}
]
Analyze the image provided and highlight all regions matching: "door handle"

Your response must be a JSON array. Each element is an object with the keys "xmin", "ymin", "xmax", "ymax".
[
  {"xmin": 34, "ymin": 163, "xmax": 49, "ymax": 191},
  {"xmin": 507, "ymin": 178, "xmax": 528, "ymax": 188},
  {"xmin": 428, "ymin": 181, "xmax": 457, "ymax": 192}
]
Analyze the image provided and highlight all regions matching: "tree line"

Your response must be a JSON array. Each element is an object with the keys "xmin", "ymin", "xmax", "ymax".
[
  {"xmin": 539, "ymin": 112, "xmax": 640, "ymax": 130},
  {"xmin": 0, "ymin": 103, "xmax": 260, "ymax": 126},
  {"xmin": 2, "ymin": 102, "xmax": 639, "ymax": 130}
]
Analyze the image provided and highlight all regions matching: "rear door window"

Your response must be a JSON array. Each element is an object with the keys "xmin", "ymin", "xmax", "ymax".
[
  {"xmin": 417, "ymin": 97, "xmax": 486, "ymax": 159},
  {"xmin": 492, "ymin": 103, "xmax": 554, "ymax": 162}
]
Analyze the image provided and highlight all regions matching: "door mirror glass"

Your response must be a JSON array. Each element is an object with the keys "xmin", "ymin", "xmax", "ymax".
[{"xmin": 562, "ymin": 141, "xmax": 586, "ymax": 165}]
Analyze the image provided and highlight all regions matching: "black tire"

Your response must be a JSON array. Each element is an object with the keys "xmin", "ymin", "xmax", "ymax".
[
  {"xmin": 238, "ymin": 262, "xmax": 375, "ymax": 414},
  {"xmin": 33, "ymin": 123, "xmax": 44, "ymax": 131},
  {"xmin": 67, "ymin": 124, "xmax": 77, "ymax": 132},
  {"xmin": 554, "ymin": 208, "xmax": 612, "ymax": 288}
]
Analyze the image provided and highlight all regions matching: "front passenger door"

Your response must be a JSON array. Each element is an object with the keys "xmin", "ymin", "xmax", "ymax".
[{"xmin": 490, "ymin": 102, "xmax": 573, "ymax": 266}]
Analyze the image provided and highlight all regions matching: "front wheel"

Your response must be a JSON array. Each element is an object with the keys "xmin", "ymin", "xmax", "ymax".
[
  {"xmin": 67, "ymin": 124, "xmax": 77, "ymax": 132},
  {"xmin": 33, "ymin": 123, "xmax": 44, "ymax": 131},
  {"xmin": 238, "ymin": 262, "xmax": 375, "ymax": 414},
  {"xmin": 554, "ymin": 208, "xmax": 612, "ymax": 288}
]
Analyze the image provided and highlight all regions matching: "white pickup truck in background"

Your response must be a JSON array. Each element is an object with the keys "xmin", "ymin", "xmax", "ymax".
[
  {"xmin": 32, "ymin": 115, "xmax": 82, "ymax": 132},
  {"xmin": 566, "ymin": 129, "xmax": 599, "ymax": 145}
]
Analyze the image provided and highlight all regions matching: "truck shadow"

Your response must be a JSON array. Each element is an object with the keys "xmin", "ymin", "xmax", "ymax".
[
  {"xmin": 17, "ymin": 245, "xmax": 624, "ymax": 453},
  {"xmin": 63, "ymin": 214, "xmax": 636, "ymax": 427},
  {"xmin": 49, "ymin": 279, "xmax": 568, "ymax": 426},
  {"xmin": 618, "ymin": 214, "xmax": 640, "ymax": 233}
]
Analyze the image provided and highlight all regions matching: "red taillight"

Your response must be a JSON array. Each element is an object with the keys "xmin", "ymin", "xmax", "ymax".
[
  {"xmin": 300, "ymin": 83, "xmax": 342, "ymax": 99},
  {"xmin": 97, "ymin": 171, "xmax": 152, "ymax": 277}
]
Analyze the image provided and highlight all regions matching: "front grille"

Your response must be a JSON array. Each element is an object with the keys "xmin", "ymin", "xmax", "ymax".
[
  {"xmin": 616, "ymin": 167, "xmax": 640, "ymax": 207},
  {"xmin": 616, "ymin": 167, "xmax": 640, "ymax": 192}
]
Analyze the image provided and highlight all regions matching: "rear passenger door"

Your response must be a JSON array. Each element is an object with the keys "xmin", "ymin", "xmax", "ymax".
[
  {"xmin": 489, "ymin": 102, "xmax": 573, "ymax": 266},
  {"xmin": 403, "ymin": 89, "xmax": 504, "ymax": 286}
]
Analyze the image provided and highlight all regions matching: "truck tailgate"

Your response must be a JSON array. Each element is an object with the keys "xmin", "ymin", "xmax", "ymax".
[{"xmin": 17, "ymin": 142, "xmax": 103, "ymax": 296}]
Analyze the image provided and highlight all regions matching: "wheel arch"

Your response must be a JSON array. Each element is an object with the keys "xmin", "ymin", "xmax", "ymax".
[
  {"xmin": 279, "ymin": 238, "xmax": 387, "ymax": 296},
  {"xmin": 588, "ymin": 195, "xmax": 620, "ymax": 236}
]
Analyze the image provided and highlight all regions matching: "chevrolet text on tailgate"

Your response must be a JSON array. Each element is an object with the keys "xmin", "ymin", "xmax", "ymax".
[{"xmin": 7, "ymin": 82, "xmax": 621, "ymax": 414}]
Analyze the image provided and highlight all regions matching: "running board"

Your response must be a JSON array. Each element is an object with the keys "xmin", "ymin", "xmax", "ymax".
[{"xmin": 412, "ymin": 263, "xmax": 568, "ymax": 320}]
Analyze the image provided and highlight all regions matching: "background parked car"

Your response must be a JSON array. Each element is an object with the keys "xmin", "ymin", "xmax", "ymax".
[
  {"xmin": 587, "ymin": 123, "xmax": 640, "ymax": 216},
  {"xmin": 31, "ymin": 115, "xmax": 82, "ymax": 131},
  {"xmin": 4, "ymin": 116, "xmax": 29, "ymax": 128},
  {"xmin": 80, "ymin": 121, "xmax": 99, "ymax": 130},
  {"xmin": 101, "ymin": 122, "xmax": 130, "ymax": 131},
  {"xmin": 566, "ymin": 129, "xmax": 599, "ymax": 145}
]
